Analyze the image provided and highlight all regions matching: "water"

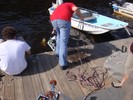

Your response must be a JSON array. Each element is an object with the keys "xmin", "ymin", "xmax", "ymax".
[
  {"xmin": 0, "ymin": 0, "xmax": 132, "ymax": 54},
  {"xmin": 0, "ymin": 11, "xmax": 53, "ymax": 54}
]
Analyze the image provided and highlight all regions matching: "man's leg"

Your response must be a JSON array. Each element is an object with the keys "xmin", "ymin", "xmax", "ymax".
[
  {"xmin": 58, "ymin": 20, "xmax": 71, "ymax": 67},
  {"xmin": 122, "ymin": 51, "xmax": 133, "ymax": 85},
  {"xmin": 112, "ymin": 51, "xmax": 133, "ymax": 88},
  {"xmin": 51, "ymin": 20, "xmax": 60, "ymax": 56}
]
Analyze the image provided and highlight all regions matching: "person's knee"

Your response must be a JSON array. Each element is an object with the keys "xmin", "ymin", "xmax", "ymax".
[{"xmin": 0, "ymin": 39, "xmax": 4, "ymax": 44}]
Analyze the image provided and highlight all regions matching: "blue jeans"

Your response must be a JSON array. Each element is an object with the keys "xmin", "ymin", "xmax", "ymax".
[{"xmin": 51, "ymin": 19, "xmax": 71, "ymax": 66}]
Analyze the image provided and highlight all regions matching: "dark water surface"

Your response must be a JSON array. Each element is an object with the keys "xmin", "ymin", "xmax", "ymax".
[
  {"xmin": 0, "ymin": 11, "xmax": 54, "ymax": 54},
  {"xmin": 0, "ymin": 0, "xmax": 132, "ymax": 54}
]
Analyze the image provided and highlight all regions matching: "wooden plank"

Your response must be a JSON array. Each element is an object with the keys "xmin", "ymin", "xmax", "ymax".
[
  {"xmin": 0, "ymin": 74, "xmax": 4, "ymax": 99},
  {"xmin": 41, "ymin": 53, "xmax": 63, "ymax": 91},
  {"xmin": 40, "ymin": 53, "xmax": 64, "ymax": 100},
  {"xmin": 85, "ymin": 38, "xmax": 133, "ymax": 87},
  {"xmin": 67, "ymin": 46, "xmax": 98, "ymax": 96},
  {"xmin": 36, "ymin": 54, "xmax": 51, "ymax": 93},
  {"xmin": 46, "ymin": 52, "xmax": 78, "ymax": 100},
  {"xmin": 3, "ymin": 75, "xmax": 14, "ymax": 100},
  {"xmin": 14, "ymin": 76, "xmax": 25, "ymax": 100},
  {"xmin": 28, "ymin": 56, "xmax": 45, "ymax": 98},
  {"xmin": 73, "ymin": 64, "xmax": 96, "ymax": 96},
  {"xmin": 109, "ymin": 38, "xmax": 133, "ymax": 49},
  {"xmin": 84, "ymin": 42, "xmax": 119, "ymax": 88},
  {"xmin": 62, "ymin": 66, "xmax": 86, "ymax": 99},
  {"xmin": 22, "ymin": 64, "xmax": 36, "ymax": 100},
  {"xmin": 90, "ymin": 38, "xmax": 133, "ymax": 66}
]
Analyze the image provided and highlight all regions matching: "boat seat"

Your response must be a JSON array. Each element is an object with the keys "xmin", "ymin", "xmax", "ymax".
[
  {"xmin": 82, "ymin": 12, "xmax": 96, "ymax": 21},
  {"xmin": 73, "ymin": 11, "xmax": 97, "ymax": 21}
]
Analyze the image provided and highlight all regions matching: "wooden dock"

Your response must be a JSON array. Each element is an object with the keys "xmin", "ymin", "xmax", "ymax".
[{"xmin": 0, "ymin": 37, "xmax": 133, "ymax": 100}]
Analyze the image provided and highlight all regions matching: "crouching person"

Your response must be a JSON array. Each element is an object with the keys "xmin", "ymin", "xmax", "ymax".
[{"xmin": 0, "ymin": 26, "xmax": 31, "ymax": 75}]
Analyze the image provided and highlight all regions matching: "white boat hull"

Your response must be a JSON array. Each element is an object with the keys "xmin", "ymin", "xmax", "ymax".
[
  {"xmin": 48, "ymin": 7, "xmax": 128, "ymax": 35},
  {"xmin": 71, "ymin": 18, "xmax": 109, "ymax": 34}
]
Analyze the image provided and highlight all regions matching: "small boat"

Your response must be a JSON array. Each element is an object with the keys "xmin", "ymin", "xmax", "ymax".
[
  {"xmin": 48, "ymin": 1, "xmax": 128, "ymax": 35},
  {"xmin": 112, "ymin": 2, "xmax": 133, "ymax": 19}
]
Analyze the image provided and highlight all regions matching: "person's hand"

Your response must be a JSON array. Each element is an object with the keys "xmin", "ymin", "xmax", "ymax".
[
  {"xmin": 51, "ymin": 29, "xmax": 56, "ymax": 34},
  {"xmin": 51, "ymin": 30, "xmax": 55, "ymax": 34},
  {"xmin": 73, "ymin": 6, "xmax": 84, "ymax": 21},
  {"xmin": 79, "ymin": 16, "xmax": 84, "ymax": 20},
  {"xmin": 53, "ymin": 4, "xmax": 58, "ymax": 8}
]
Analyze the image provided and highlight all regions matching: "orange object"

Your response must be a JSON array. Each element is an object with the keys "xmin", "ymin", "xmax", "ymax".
[
  {"xmin": 45, "ymin": 91, "xmax": 54, "ymax": 98},
  {"xmin": 50, "ymin": 80, "xmax": 57, "ymax": 85}
]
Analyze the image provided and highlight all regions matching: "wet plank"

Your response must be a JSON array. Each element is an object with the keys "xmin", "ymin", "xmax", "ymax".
[
  {"xmin": 28, "ymin": 57, "xmax": 44, "ymax": 97},
  {"xmin": 3, "ymin": 75, "xmax": 14, "ymax": 100},
  {"xmin": 47, "ymin": 52, "xmax": 85, "ymax": 99},
  {"xmin": 35, "ymin": 55, "xmax": 51, "ymax": 93},
  {"xmin": 50, "ymin": 57, "xmax": 76, "ymax": 99},
  {"xmin": 22, "ymin": 63, "xmax": 36, "ymax": 100},
  {"xmin": 14, "ymin": 76, "xmax": 25, "ymax": 100}
]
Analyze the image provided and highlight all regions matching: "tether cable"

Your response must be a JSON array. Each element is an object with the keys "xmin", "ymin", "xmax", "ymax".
[{"xmin": 66, "ymin": 19, "xmax": 108, "ymax": 100}]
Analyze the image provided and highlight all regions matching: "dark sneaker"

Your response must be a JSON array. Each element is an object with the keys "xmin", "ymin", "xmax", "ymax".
[
  {"xmin": 60, "ymin": 65, "xmax": 68, "ymax": 70},
  {"xmin": 56, "ymin": 54, "xmax": 59, "ymax": 58}
]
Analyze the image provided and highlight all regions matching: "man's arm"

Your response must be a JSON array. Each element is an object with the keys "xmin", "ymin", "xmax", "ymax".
[
  {"xmin": 72, "ymin": 6, "xmax": 84, "ymax": 20},
  {"xmin": 25, "ymin": 50, "xmax": 31, "ymax": 56}
]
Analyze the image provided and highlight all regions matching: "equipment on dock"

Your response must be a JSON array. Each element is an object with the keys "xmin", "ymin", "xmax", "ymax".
[
  {"xmin": 36, "ymin": 80, "xmax": 60, "ymax": 100},
  {"xmin": 47, "ymin": 36, "xmax": 56, "ymax": 51}
]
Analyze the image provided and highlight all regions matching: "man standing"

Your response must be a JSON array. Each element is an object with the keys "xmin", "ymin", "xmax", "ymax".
[
  {"xmin": 0, "ymin": 26, "xmax": 31, "ymax": 75},
  {"xmin": 50, "ymin": 1, "xmax": 83, "ymax": 70}
]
